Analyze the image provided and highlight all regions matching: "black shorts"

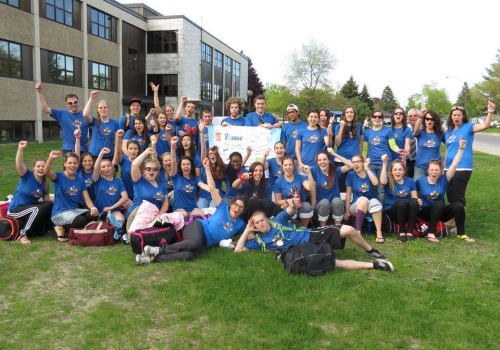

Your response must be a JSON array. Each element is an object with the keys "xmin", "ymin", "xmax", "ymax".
[{"xmin": 309, "ymin": 225, "xmax": 346, "ymax": 250}]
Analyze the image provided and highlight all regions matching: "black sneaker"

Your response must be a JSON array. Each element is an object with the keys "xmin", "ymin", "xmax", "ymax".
[
  {"xmin": 374, "ymin": 259, "xmax": 394, "ymax": 272},
  {"xmin": 366, "ymin": 248, "xmax": 387, "ymax": 260}
]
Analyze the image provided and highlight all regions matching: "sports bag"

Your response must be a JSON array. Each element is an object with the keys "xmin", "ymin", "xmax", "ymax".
[
  {"xmin": 130, "ymin": 224, "xmax": 179, "ymax": 254},
  {"xmin": 282, "ymin": 241, "xmax": 335, "ymax": 276},
  {"xmin": 413, "ymin": 219, "xmax": 448, "ymax": 238},
  {"xmin": 69, "ymin": 221, "xmax": 116, "ymax": 246},
  {"xmin": 0, "ymin": 216, "xmax": 21, "ymax": 241}
]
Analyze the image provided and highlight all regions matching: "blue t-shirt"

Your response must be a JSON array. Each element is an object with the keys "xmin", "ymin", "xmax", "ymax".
[
  {"xmin": 296, "ymin": 127, "xmax": 327, "ymax": 166},
  {"xmin": 334, "ymin": 123, "xmax": 363, "ymax": 160},
  {"xmin": 155, "ymin": 129, "xmax": 172, "ymax": 156},
  {"xmin": 281, "ymin": 120, "xmax": 307, "ymax": 158},
  {"xmin": 93, "ymin": 176, "xmax": 126, "ymax": 212},
  {"xmin": 199, "ymin": 167, "xmax": 224, "ymax": 200},
  {"xmin": 244, "ymin": 112, "xmax": 277, "ymax": 127},
  {"xmin": 159, "ymin": 168, "xmax": 174, "ymax": 193},
  {"xmin": 223, "ymin": 169, "xmax": 248, "ymax": 200},
  {"xmin": 123, "ymin": 130, "xmax": 147, "ymax": 151},
  {"xmin": 50, "ymin": 109, "xmax": 89, "ymax": 150},
  {"xmin": 384, "ymin": 177, "xmax": 416, "ymax": 209},
  {"xmin": 175, "ymin": 116, "xmax": 198, "ymax": 143},
  {"xmin": 173, "ymin": 173, "xmax": 202, "ymax": 212},
  {"xmin": 52, "ymin": 172, "xmax": 87, "ymax": 216},
  {"xmin": 78, "ymin": 168, "xmax": 95, "ymax": 201},
  {"xmin": 119, "ymin": 155, "xmax": 134, "ymax": 200},
  {"xmin": 310, "ymin": 165, "xmax": 342, "ymax": 202},
  {"xmin": 118, "ymin": 114, "xmax": 135, "ymax": 133},
  {"xmin": 221, "ymin": 116, "xmax": 246, "ymax": 126},
  {"xmin": 390, "ymin": 126, "xmax": 412, "ymax": 161},
  {"xmin": 273, "ymin": 174, "xmax": 308, "ymax": 201},
  {"xmin": 127, "ymin": 177, "xmax": 168, "ymax": 218},
  {"xmin": 200, "ymin": 201, "xmax": 245, "ymax": 248},
  {"xmin": 88, "ymin": 117, "xmax": 119, "ymax": 157},
  {"xmin": 8, "ymin": 169, "xmax": 47, "ymax": 211},
  {"xmin": 416, "ymin": 175, "xmax": 448, "ymax": 208},
  {"xmin": 363, "ymin": 126, "xmax": 395, "ymax": 165},
  {"xmin": 415, "ymin": 131, "xmax": 445, "ymax": 169},
  {"xmin": 244, "ymin": 210, "xmax": 311, "ymax": 251},
  {"xmin": 345, "ymin": 170, "xmax": 375, "ymax": 204},
  {"xmin": 266, "ymin": 158, "xmax": 283, "ymax": 193},
  {"xmin": 444, "ymin": 122, "xmax": 475, "ymax": 170}
]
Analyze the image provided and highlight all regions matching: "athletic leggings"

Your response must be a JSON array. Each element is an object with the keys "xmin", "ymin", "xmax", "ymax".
[
  {"xmin": 418, "ymin": 201, "xmax": 465, "ymax": 235},
  {"xmin": 384, "ymin": 198, "xmax": 419, "ymax": 234},
  {"xmin": 8, "ymin": 202, "xmax": 53, "ymax": 237},
  {"xmin": 63, "ymin": 212, "xmax": 98, "ymax": 231},
  {"xmin": 154, "ymin": 220, "xmax": 206, "ymax": 262}
]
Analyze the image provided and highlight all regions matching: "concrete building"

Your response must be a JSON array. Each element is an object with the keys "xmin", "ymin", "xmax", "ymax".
[{"xmin": 0, "ymin": 0, "xmax": 248, "ymax": 143}]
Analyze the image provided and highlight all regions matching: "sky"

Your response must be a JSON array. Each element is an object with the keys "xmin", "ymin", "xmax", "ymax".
[{"xmin": 122, "ymin": 0, "xmax": 499, "ymax": 107}]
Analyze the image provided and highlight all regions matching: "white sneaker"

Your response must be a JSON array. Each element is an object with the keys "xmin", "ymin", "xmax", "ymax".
[
  {"xmin": 135, "ymin": 254, "xmax": 151, "ymax": 265},
  {"xmin": 144, "ymin": 245, "xmax": 160, "ymax": 256},
  {"xmin": 219, "ymin": 239, "xmax": 235, "ymax": 249}
]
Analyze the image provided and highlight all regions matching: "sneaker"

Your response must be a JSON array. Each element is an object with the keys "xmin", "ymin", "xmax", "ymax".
[
  {"xmin": 135, "ymin": 254, "xmax": 151, "ymax": 265},
  {"xmin": 374, "ymin": 259, "xmax": 394, "ymax": 272},
  {"xmin": 144, "ymin": 245, "xmax": 160, "ymax": 256},
  {"xmin": 366, "ymin": 248, "xmax": 387, "ymax": 260},
  {"xmin": 121, "ymin": 233, "xmax": 130, "ymax": 245}
]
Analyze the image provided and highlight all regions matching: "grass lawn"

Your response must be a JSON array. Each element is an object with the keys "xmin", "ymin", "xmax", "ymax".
[
  {"xmin": 1, "ymin": 142, "xmax": 499, "ymax": 349},
  {"xmin": 482, "ymin": 127, "xmax": 500, "ymax": 133}
]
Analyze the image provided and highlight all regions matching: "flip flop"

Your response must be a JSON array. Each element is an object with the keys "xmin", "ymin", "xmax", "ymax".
[
  {"xmin": 459, "ymin": 235, "xmax": 475, "ymax": 243},
  {"xmin": 16, "ymin": 235, "xmax": 31, "ymax": 245},
  {"xmin": 375, "ymin": 237, "xmax": 385, "ymax": 244},
  {"xmin": 426, "ymin": 236, "xmax": 439, "ymax": 243}
]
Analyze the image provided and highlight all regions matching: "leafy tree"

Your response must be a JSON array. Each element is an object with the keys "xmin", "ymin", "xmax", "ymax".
[
  {"xmin": 330, "ymin": 93, "xmax": 350, "ymax": 111},
  {"xmin": 349, "ymin": 97, "xmax": 371, "ymax": 120},
  {"xmin": 455, "ymin": 82, "xmax": 472, "ymax": 107},
  {"xmin": 466, "ymin": 86, "xmax": 489, "ymax": 117},
  {"xmin": 406, "ymin": 95, "xmax": 419, "ymax": 110},
  {"xmin": 264, "ymin": 83, "xmax": 295, "ymax": 117},
  {"xmin": 241, "ymin": 52, "xmax": 265, "ymax": 98},
  {"xmin": 476, "ymin": 49, "xmax": 500, "ymax": 105},
  {"xmin": 379, "ymin": 86, "xmax": 399, "ymax": 111},
  {"xmin": 339, "ymin": 76, "xmax": 359, "ymax": 99},
  {"xmin": 296, "ymin": 86, "xmax": 335, "ymax": 116},
  {"xmin": 285, "ymin": 40, "xmax": 337, "ymax": 110},
  {"xmin": 359, "ymin": 84, "xmax": 374, "ymax": 109},
  {"xmin": 408, "ymin": 83, "xmax": 452, "ymax": 115}
]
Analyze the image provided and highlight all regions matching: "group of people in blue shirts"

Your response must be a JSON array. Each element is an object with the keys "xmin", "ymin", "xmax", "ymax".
[{"xmin": 6, "ymin": 84, "xmax": 495, "ymax": 272}]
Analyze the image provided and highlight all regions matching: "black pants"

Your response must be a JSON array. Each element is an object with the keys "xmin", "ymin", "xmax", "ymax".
[
  {"xmin": 309, "ymin": 225, "xmax": 346, "ymax": 250},
  {"xmin": 335, "ymin": 161, "xmax": 347, "ymax": 193},
  {"xmin": 384, "ymin": 199, "xmax": 419, "ymax": 234},
  {"xmin": 63, "ymin": 212, "xmax": 98, "ymax": 231},
  {"xmin": 418, "ymin": 201, "xmax": 465, "ymax": 235},
  {"xmin": 8, "ymin": 202, "xmax": 53, "ymax": 237},
  {"xmin": 154, "ymin": 220, "xmax": 206, "ymax": 262},
  {"xmin": 241, "ymin": 197, "xmax": 281, "ymax": 222},
  {"xmin": 406, "ymin": 160, "xmax": 415, "ymax": 179},
  {"xmin": 446, "ymin": 170, "xmax": 472, "ymax": 206}
]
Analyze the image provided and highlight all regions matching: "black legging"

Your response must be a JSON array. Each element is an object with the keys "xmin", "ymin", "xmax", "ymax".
[
  {"xmin": 8, "ymin": 201, "xmax": 53, "ymax": 237},
  {"xmin": 63, "ymin": 212, "xmax": 98, "ymax": 231},
  {"xmin": 154, "ymin": 220, "xmax": 206, "ymax": 262},
  {"xmin": 384, "ymin": 198, "xmax": 419, "ymax": 234},
  {"xmin": 418, "ymin": 201, "xmax": 465, "ymax": 235}
]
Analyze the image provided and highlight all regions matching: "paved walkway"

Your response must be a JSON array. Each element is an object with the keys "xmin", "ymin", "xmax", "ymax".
[{"xmin": 473, "ymin": 133, "xmax": 500, "ymax": 157}]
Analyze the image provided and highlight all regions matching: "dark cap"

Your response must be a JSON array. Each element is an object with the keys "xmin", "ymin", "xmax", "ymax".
[{"xmin": 129, "ymin": 97, "xmax": 142, "ymax": 106}]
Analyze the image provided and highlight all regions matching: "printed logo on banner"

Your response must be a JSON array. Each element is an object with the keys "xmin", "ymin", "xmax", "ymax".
[{"xmin": 216, "ymin": 132, "xmax": 221, "ymax": 142}]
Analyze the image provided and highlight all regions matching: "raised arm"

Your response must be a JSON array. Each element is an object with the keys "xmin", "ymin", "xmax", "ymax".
[
  {"xmin": 74, "ymin": 126, "xmax": 81, "ymax": 157},
  {"xmin": 83, "ymin": 91, "xmax": 98, "ymax": 124},
  {"xmin": 150, "ymin": 82, "xmax": 162, "ymax": 114},
  {"xmin": 150, "ymin": 134, "xmax": 158, "ymax": 162},
  {"xmin": 113, "ymin": 129, "xmax": 124, "ymax": 164},
  {"xmin": 379, "ymin": 154, "xmax": 389, "ymax": 185},
  {"xmin": 146, "ymin": 108, "xmax": 157, "ymax": 133},
  {"xmin": 335, "ymin": 121, "xmax": 345, "ymax": 147},
  {"xmin": 175, "ymin": 96, "xmax": 187, "ymax": 123},
  {"xmin": 199, "ymin": 122, "xmax": 207, "ymax": 160},
  {"xmin": 446, "ymin": 137, "xmax": 467, "ymax": 181},
  {"xmin": 234, "ymin": 219, "xmax": 256, "ymax": 253},
  {"xmin": 93, "ymin": 147, "xmax": 110, "ymax": 182},
  {"xmin": 473, "ymin": 101, "xmax": 495, "ymax": 133},
  {"xmin": 327, "ymin": 147, "xmax": 353, "ymax": 173},
  {"xmin": 15, "ymin": 141, "xmax": 28, "ymax": 177},
  {"xmin": 261, "ymin": 149, "xmax": 270, "ymax": 170},
  {"xmin": 212, "ymin": 146, "xmax": 227, "ymax": 174},
  {"xmin": 44, "ymin": 150, "xmax": 61, "ymax": 181},
  {"xmin": 202, "ymin": 157, "xmax": 222, "ymax": 206},
  {"xmin": 170, "ymin": 136, "xmax": 178, "ymax": 177},
  {"xmin": 131, "ymin": 147, "xmax": 153, "ymax": 182},
  {"xmin": 242, "ymin": 146, "xmax": 252, "ymax": 166},
  {"xmin": 364, "ymin": 158, "xmax": 378, "ymax": 186},
  {"xmin": 413, "ymin": 110, "xmax": 425, "ymax": 137},
  {"xmin": 35, "ymin": 82, "xmax": 52, "ymax": 114}
]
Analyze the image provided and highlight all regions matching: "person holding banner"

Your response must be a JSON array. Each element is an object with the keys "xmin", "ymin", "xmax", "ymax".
[
  {"xmin": 244, "ymin": 95, "xmax": 282, "ymax": 128},
  {"xmin": 222, "ymin": 97, "xmax": 246, "ymax": 126}
]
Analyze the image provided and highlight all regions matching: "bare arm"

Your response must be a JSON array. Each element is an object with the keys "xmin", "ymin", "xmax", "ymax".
[
  {"xmin": 35, "ymin": 82, "xmax": 52, "ymax": 114},
  {"xmin": 242, "ymin": 146, "xmax": 252, "ymax": 166},
  {"xmin": 131, "ymin": 147, "xmax": 154, "ymax": 182},
  {"xmin": 379, "ymin": 155, "xmax": 389, "ymax": 185},
  {"xmin": 44, "ymin": 150, "xmax": 61, "ymax": 181},
  {"xmin": 413, "ymin": 115, "xmax": 424, "ymax": 137},
  {"xmin": 364, "ymin": 158, "xmax": 378, "ymax": 186},
  {"xmin": 170, "ymin": 137, "xmax": 178, "ymax": 177},
  {"xmin": 113, "ymin": 130, "xmax": 124, "ymax": 164},
  {"xmin": 15, "ymin": 141, "xmax": 28, "ymax": 177},
  {"xmin": 335, "ymin": 122, "xmax": 345, "ymax": 147},
  {"xmin": 82, "ymin": 190, "xmax": 98, "ymax": 216},
  {"xmin": 235, "ymin": 220, "xmax": 255, "ymax": 253},
  {"xmin": 473, "ymin": 101, "xmax": 495, "ymax": 133},
  {"xmin": 446, "ymin": 137, "xmax": 466, "ymax": 181},
  {"xmin": 150, "ymin": 82, "xmax": 162, "ymax": 114},
  {"xmin": 327, "ymin": 147, "xmax": 352, "ymax": 173},
  {"xmin": 202, "ymin": 158, "xmax": 222, "ymax": 206},
  {"xmin": 93, "ymin": 148, "xmax": 110, "ymax": 182},
  {"xmin": 83, "ymin": 91, "xmax": 98, "ymax": 124},
  {"xmin": 175, "ymin": 96, "xmax": 187, "ymax": 123}
]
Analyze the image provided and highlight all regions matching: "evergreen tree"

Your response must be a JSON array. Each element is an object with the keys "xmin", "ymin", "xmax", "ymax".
[
  {"xmin": 477, "ymin": 49, "xmax": 500, "ymax": 106},
  {"xmin": 379, "ymin": 86, "xmax": 399, "ymax": 111},
  {"xmin": 455, "ymin": 82, "xmax": 471, "ymax": 107},
  {"xmin": 242, "ymin": 52, "xmax": 265, "ymax": 97},
  {"xmin": 359, "ymin": 84, "xmax": 374, "ymax": 109},
  {"xmin": 339, "ymin": 76, "xmax": 359, "ymax": 99}
]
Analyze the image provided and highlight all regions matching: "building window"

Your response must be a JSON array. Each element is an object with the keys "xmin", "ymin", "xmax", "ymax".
[
  {"xmin": 47, "ymin": 51, "xmax": 74, "ymax": 85},
  {"xmin": 0, "ymin": 40, "xmax": 21, "ymax": 78},
  {"xmin": 225, "ymin": 56, "xmax": 232, "ymax": 73},
  {"xmin": 42, "ymin": 121, "xmax": 61, "ymax": 141},
  {"xmin": 147, "ymin": 31, "xmax": 177, "ymax": 53},
  {"xmin": 0, "ymin": 121, "xmax": 35, "ymax": 142},
  {"xmin": 128, "ymin": 48, "xmax": 138, "ymax": 71},
  {"xmin": 91, "ymin": 62, "xmax": 112, "ymax": 90},
  {"xmin": 90, "ymin": 7, "xmax": 111, "ymax": 40},
  {"xmin": 147, "ymin": 74, "xmax": 178, "ymax": 97},
  {"xmin": 0, "ymin": 0, "xmax": 19, "ymax": 8},
  {"xmin": 214, "ymin": 50, "xmax": 222, "ymax": 69},
  {"xmin": 234, "ymin": 61, "xmax": 240, "ymax": 77},
  {"xmin": 213, "ymin": 84, "xmax": 222, "ymax": 102},
  {"xmin": 201, "ymin": 81, "xmax": 212, "ymax": 101},
  {"xmin": 201, "ymin": 43, "xmax": 212, "ymax": 64},
  {"xmin": 46, "ymin": 0, "xmax": 73, "ymax": 27}
]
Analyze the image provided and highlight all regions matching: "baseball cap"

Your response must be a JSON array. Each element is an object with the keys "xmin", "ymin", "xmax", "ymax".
[
  {"xmin": 287, "ymin": 104, "xmax": 299, "ymax": 112},
  {"xmin": 129, "ymin": 97, "xmax": 142, "ymax": 106}
]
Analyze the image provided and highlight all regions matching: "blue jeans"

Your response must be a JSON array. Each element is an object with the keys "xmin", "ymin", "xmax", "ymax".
[
  {"xmin": 197, "ymin": 197, "xmax": 215, "ymax": 209},
  {"xmin": 369, "ymin": 163, "xmax": 385, "ymax": 206}
]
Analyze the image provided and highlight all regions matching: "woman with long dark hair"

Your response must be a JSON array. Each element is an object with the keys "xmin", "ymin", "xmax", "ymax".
[
  {"xmin": 296, "ymin": 109, "xmax": 331, "ymax": 173},
  {"xmin": 389, "ymin": 107, "xmax": 412, "ymax": 163}
]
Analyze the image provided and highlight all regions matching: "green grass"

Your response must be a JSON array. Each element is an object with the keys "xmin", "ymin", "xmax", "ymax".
[
  {"xmin": 1, "ymin": 142, "xmax": 499, "ymax": 349},
  {"xmin": 482, "ymin": 127, "xmax": 500, "ymax": 133}
]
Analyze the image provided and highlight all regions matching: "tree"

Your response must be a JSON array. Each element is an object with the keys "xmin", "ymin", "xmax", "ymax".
[
  {"xmin": 296, "ymin": 86, "xmax": 335, "ymax": 115},
  {"xmin": 349, "ymin": 97, "xmax": 372, "ymax": 120},
  {"xmin": 359, "ymin": 84, "xmax": 374, "ymax": 109},
  {"xmin": 407, "ymin": 83, "xmax": 452, "ymax": 115},
  {"xmin": 285, "ymin": 40, "xmax": 337, "ymax": 110},
  {"xmin": 264, "ymin": 83, "xmax": 295, "ymax": 117},
  {"xmin": 339, "ymin": 76, "xmax": 359, "ymax": 99},
  {"xmin": 241, "ymin": 52, "xmax": 265, "ymax": 98},
  {"xmin": 330, "ymin": 92, "xmax": 350, "ymax": 111},
  {"xmin": 379, "ymin": 86, "xmax": 399, "ymax": 111},
  {"xmin": 476, "ymin": 49, "xmax": 500, "ymax": 105},
  {"xmin": 456, "ymin": 82, "xmax": 471, "ymax": 107}
]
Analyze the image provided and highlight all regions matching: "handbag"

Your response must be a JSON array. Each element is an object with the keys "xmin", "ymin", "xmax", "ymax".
[
  {"xmin": 130, "ymin": 224, "xmax": 179, "ymax": 254},
  {"xmin": 68, "ymin": 221, "xmax": 116, "ymax": 246}
]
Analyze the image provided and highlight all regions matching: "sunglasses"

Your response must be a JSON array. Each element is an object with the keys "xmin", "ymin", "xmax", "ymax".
[
  {"xmin": 145, "ymin": 167, "xmax": 159, "ymax": 172},
  {"xmin": 425, "ymin": 118, "xmax": 434, "ymax": 121},
  {"xmin": 372, "ymin": 115, "xmax": 383, "ymax": 119},
  {"xmin": 451, "ymin": 106, "xmax": 465, "ymax": 111},
  {"xmin": 394, "ymin": 112, "xmax": 404, "ymax": 116},
  {"xmin": 67, "ymin": 100, "xmax": 79, "ymax": 106}
]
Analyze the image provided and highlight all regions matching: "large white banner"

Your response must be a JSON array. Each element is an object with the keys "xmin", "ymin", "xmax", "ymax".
[{"xmin": 207, "ymin": 126, "xmax": 281, "ymax": 164}]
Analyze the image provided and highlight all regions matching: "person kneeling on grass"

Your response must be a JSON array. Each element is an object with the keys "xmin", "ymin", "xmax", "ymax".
[
  {"xmin": 234, "ymin": 199, "xmax": 394, "ymax": 272},
  {"xmin": 135, "ymin": 158, "xmax": 247, "ymax": 265}
]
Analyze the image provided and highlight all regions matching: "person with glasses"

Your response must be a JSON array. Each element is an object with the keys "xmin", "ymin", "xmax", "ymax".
[
  {"xmin": 125, "ymin": 147, "xmax": 169, "ymax": 232},
  {"xmin": 135, "ymin": 158, "xmax": 247, "ymax": 264},
  {"xmin": 35, "ymin": 82, "xmax": 92, "ymax": 154},
  {"xmin": 406, "ymin": 108, "xmax": 421, "ymax": 178},
  {"xmin": 412, "ymin": 110, "xmax": 445, "ymax": 180},
  {"xmin": 280, "ymin": 104, "xmax": 307, "ymax": 160},
  {"xmin": 390, "ymin": 108, "xmax": 412, "ymax": 163},
  {"xmin": 221, "ymin": 97, "xmax": 246, "ymax": 126},
  {"xmin": 416, "ymin": 137, "xmax": 470, "ymax": 242},
  {"xmin": 444, "ymin": 102, "xmax": 496, "ymax": 208},
  {"xmin": 363, "ymin": 109, "xmax": 406, "ymax": 205}
]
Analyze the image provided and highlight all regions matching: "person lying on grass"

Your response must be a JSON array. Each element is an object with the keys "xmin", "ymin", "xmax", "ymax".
[
  {"xmin": 135, "ymin": 158, "xmax": 247, "ymax": 265},
  {"xmin": 234, "ymin": 199, "xmax": 394, "ymax": 272}
]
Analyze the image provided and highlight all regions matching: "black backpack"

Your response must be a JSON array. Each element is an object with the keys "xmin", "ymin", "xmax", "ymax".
[
  {"xmin": 0, "ymin": 216, "xmax": 21, "ymax": 241},
  {"xmin": 130, "ymin": 224, "xmax": 179, "ymax": 254},
  {"xmin": 282, "ymin": 241, "xmax": 335, "ymax": 276}
]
